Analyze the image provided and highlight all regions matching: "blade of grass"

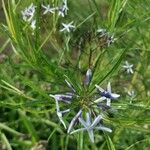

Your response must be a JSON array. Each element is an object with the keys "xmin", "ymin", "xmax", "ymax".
[
  {"xmin": 0, "ymin": 132, "xmax": 12, "ymax": 150},
  {"xmin": 19, "ymin": 110, "xmax": 38, "ymax": 144},
  {"xmin": 0, "ymin": 123, "xmax": 24, "ymax": 136},
  {"xmin": 104, "ymin": 133, "xmax": 116, "ymax": 150}
]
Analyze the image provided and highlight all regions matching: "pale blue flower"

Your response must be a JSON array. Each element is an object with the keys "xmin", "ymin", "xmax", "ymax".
[
  {"xmin": 21, "ymin": 3, "xmax": 36, "ymax": 22},
  {"xmin": 123, "ymin": 61, "xmax": 134, "ymax": 74},
  {"xmin": 60, "ymin": 21, "xmax": 75, "ymax": 32},
  {"xmin": 95, "ymin": 82, "xmax": 120, "ymax": 106},
  {"xmin": 42, "ymin": 4, "xmax": 55, "ymax": 14},
  {"xmin": 70, "ymin": 112, "xmax": 112, "ymax": 143},
  {"xmin": 51, "ymin": 97, "xmax": 70, "ymax": 129}
]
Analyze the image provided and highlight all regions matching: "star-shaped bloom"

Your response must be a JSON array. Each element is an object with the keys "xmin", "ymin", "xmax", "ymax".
[
  {"xmin": 50, "ymin": 97, "xmax": 70, "ymax": 129},
  {"xmin": 95, "ymin": 82, "xmax": 120, "ymax": 106},
  {"xmin": 127, "ymin": 90, "xmax": 135, "ymax": 99},
  {"xmin": 57, "ymin": 7, "xmax": 66, "ymax": 17},
  {"xmin": 42, "ymin": 4, "xmax": 55, "ymax": 14},
  {"xmin": 49, "ymin": 79, "xmax": 77, "ymax": 128},
  {"xmin": 70, "ymin": 112, "xmax": 112, "ymax": 143},
  {"xmin": 60, "ymin": 21, "xmax": 75, "ymax": 32},
  {"xmin": 122, "ymin": 61, "xmax": 134, "ymax": 74},
  {"xmin": 21, "ymin": 3, "xmax": 36, "ymax": 22},
  {"xmin": 55, "ymin": 0, "xmax": 68, "ymax": 17}
]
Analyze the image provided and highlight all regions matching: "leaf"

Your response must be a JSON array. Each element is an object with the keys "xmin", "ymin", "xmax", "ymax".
[
  {"xmin": 0, "ymin": 132, "xmax": 12, "ymax": 150},
  {"xmin": 0, "ymin": 123, "xmax": 24, "ymax": 136},
  {"xmin": 19, "ymin": 110, "xmax": 38, "ymax": 144},
  {"xmin": 89, "ymin": 48, "xmax": 126, "ymax": 93},
  {"xmin": 105, "ymin": 134, "xmax": 116, "ymax": 150}
]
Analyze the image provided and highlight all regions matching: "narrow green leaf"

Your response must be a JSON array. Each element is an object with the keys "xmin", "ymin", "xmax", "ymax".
[{"xmin": 105, "ymin": 134, "xmax": 116, "ymax": 150}]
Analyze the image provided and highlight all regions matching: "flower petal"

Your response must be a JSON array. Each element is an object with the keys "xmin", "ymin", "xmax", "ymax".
[
  {"xmin": 86, "ymin": 112, "xmax": 91, "ymax": 126},
  {"xmin": 90, "ymin": 115, "xmax": 102, "ymax": 129},
  {"xmin": 95, "ymin": 126, "xmax": 112, "ymax": 132},
  {"xmin": 67, "ymin": 109, "xmax": 82, "ymax": 133},
  {"xmin": 111, "ymin": 93, "xmax": 120, "ymax": 99},
  {"xmin": 79, "ymin": 117, "xmax": 88, "ymax": 129},
  {"xmin": 107, "ymin": 82, "xmax": 111, "ymax": 93},
  {"xmin": 94, "ymin": 97, "xmax": 106, "ymax": 103},
  {"xmin": 95, "ymin": 84, "xmax": 105, "ymax": 93},
  {"xmin": 70, "ymin": 128, "xmax": 87, "ymax": 134},
  {"xmin": 87, "ymin": 129, "xmax": 94, "ymax": 143}
]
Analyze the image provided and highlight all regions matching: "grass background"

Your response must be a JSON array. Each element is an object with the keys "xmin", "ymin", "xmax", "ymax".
[{"xmin": 0, "ymin": 0, "xmax": 150, "ymax": 149}]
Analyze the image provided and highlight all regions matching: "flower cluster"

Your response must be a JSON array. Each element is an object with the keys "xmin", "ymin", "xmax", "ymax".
[
  {"xmin": 21, "ymin": 1, "xmax": 75, "ymax": 32},
  {"xmin": 21, "ymin": 3, "xmax": 36, "ymax": 30},
  {"xmin": 50, "ymin": 69, "xmax": 120, "ymax": 142},
  {"xmin": 96, "ymin": 28, "xmax": 116, "ymax": 47},
  {"xmin": 122, "ymin": 61, "xmax": 135, "ymax": 99},
  {"xmin": 41, "ymin": 0, "xmax": 68, "ymax": 17}
]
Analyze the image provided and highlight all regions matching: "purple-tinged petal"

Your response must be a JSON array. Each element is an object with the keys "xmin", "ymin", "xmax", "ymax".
[
  {"xmin": 86, "ymin": 112, "xmax": 91, "ymax": 126},
  {"xmin": 90, "ymin": 115, "xmax": 102, "ymax": 129},
  {"xmin": 95, "ymin": 85, "xmax": 105, "ymax": 93},
  {"xmin": 49, "ymin": 94, "xmax": 72, "ymax": 103},
  {"xmin": 87, "ymin": 129, "xmax": 94, "ymax": 143},
  {"xmin": 79, "ymin": 117, "xmax": 88, "ymax": 129},
  {"xmin": 67, "ymin": 110, "xmax": 82, "ymax": 133}
]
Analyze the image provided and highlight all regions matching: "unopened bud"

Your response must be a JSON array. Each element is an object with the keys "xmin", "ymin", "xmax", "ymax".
[{"xmin": 85, "ymin": 68, "xmax": 92, "ymax": 85}]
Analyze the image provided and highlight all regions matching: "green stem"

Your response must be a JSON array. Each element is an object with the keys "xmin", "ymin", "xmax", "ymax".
[{"xmin": 77, "ymin": 131, "xmax": 83, "ymax": 150}]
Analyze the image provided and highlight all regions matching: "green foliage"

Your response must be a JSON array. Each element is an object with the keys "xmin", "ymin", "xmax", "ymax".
[{"xmin": 0, "ymin": 0, "xmax": 150, "ymax": 149}]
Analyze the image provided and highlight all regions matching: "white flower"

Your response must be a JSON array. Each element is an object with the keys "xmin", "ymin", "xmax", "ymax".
[
  {"xmin": 51, "ymin": 97, "xmax": 70, "ymax": 129},
  {"xmin": 42, "ymin": 4, "xmax": 55, "ymax": 14},
  {"xmin": 123, "ymin": 61, "xmax": 134, "ymax": 74},
  {"xmin": 58, "ymin": 7, "xmax": 65, "ymax": 17},
  {"xmin": 95, "ymin": 82, "xmax": 120, "ymax": 106},
  {"xmin": 21, "ymin": 3, "xmax": 36, "ymax": 22},
  {"xmin": 60, "ymin": 21, "xmax": 75, "ymax": 32},
  {"xmin": 55, "ymin": 0, "xmax": 68, "ymax": 17},
  {"xmin": 97, "ymin": 28, "xmax": 107, "ymax": 37},
  {"xmin": 70, "ymin": 112, "xmax": 112, "ymax": 143},
  {"xmin": 31, "ymin": 20, "xmax": 36, "ymax": 30},
  {"xmin": 127, "ymin": 90, "xmax": 135, "ymax": 99}
]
